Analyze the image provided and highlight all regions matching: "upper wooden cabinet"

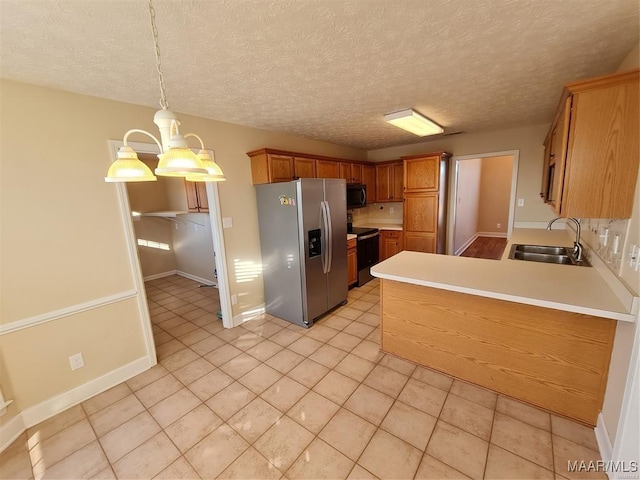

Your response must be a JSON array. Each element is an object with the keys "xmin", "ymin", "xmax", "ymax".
[
  {"xmin": 403, "ymin": 154, "xmax": 443, "ymax": 192},
  {"xmin": 316, "ymin": 160, "xmax": 340, "ymax": 179},
  {"xmin": 185, "ymin": 180, "xmax": 209, "ymax": 213},
  {"xmin": 375, "ymin": 161, "xmax": 403, "ymax": 202},
  {"xmin": 293, "ymin": 157, "xmax": 316, "ymax": 179},
  {"xmin": 362, "ymin": 164, "xmax": 376, "ymax": 203},
  {"xmin": 248, "ymin": 149, "xmax": 371, "ymax": 187},
  {"xmin": 541, "ymin": 69, "xmax": 639, "ymax": 218}
]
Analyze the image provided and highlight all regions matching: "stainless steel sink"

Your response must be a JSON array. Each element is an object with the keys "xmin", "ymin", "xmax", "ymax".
[{"xmin": 509, "ymin": 244, "xmax": 590, "ymax": 266}]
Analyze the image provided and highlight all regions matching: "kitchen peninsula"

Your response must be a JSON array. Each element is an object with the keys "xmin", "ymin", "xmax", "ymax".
[{"xmin": 371, "ymin": 229, "xmax": 637, "ymax": 426}]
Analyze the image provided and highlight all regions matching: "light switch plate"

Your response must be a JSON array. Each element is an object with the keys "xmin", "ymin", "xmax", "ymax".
[
  {"xmin": 517, "ymin": 198, "xmax": 525, "ymax": 207},
  {"xmin": 222, "ymin": 217, "xmax": 233, "ymax": 228}
]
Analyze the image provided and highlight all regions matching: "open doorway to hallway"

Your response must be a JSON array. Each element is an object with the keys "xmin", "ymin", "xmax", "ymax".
[{"xmin": 449, "ymin": 151, "xmax": 519, "ymax": 259}]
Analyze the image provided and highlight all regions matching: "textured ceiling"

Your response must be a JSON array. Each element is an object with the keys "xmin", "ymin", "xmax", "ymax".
[{"xmin": 1, "ymin": 0, "xmax": 638, "ymax": 150}]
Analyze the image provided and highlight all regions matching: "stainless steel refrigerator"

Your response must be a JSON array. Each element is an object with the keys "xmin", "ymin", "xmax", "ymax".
[{"xmin": 255, "ymin": 179, "xmax": 348, "ymax": 328}]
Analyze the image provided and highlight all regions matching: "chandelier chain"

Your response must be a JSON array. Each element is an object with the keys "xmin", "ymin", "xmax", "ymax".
[{"xmin": 149, "ymin": 0, "xmax": 169, "ymax": 110}]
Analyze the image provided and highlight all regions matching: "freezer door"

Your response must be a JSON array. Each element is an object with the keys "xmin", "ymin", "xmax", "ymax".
[
  {"xmin": 323, "ymin": 179, "xmax": 348, "ymax": 309},
  {"xmin": 298, "ymin": 179, "xmax": 328, "ymax": 324},
  {"xmin": 255, "ymin": 182, "xmax": 305, "ymax": 326}
]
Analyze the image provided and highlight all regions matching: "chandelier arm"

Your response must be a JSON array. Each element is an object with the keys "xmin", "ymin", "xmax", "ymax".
[
  {"xmin": 149, "ymin": 0, "xmax": 169, "ymax": 110},
  {"xmin": 184, "ymin": 133, "xmax": 206, "ymax": 150},
  {"xmin": 123, "ymin": 129, "xmax": 164, "ymax": 153}
]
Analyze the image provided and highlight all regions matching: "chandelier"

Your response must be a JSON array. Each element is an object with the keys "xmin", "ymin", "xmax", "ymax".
[{"xmin": 105, "ymin": 0, "xmax": 225, "ymax": 183}]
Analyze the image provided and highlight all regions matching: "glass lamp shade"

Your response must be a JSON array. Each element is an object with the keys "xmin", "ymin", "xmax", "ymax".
[
  {"xmin": 105, "ymin": 146, "xmax": 157, "ymax": 182},
  {"xmin": 155, "ymin": 146, "xmax": 208, "ymax": 177},
  {"xmin": 186, "ymin": 150, "xmax": 227, "ymax": 182}
]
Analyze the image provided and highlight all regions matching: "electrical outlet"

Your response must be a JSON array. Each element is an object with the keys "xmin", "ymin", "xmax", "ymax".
[
  {"xmin": 231, "ymin": 294, "xmax": 238, "ymax": 305},
  {"xmin": 222, "ymin": 217, "xmax": 233, "ymax": 229},
  {"xmin": 389, "ymin": 207, "xmax": 395, "ymax": 214},
  {"xmin": 69, "ymin": 353, "xmax": 84, "ymax": 371},
  {"xmin": 612, "ymin": 235, "xmax": 621, "ymax": 254},
  {"xmin": 629, "ymin": 245, "xmax": 639, "ymax": 268},
  {"xmin": 517, "ymin": 198, "xmax": 525, "ymax": 207},
  {"xmin": 496, "ymin": 223, "xmax": 501, "ymax": 229}
]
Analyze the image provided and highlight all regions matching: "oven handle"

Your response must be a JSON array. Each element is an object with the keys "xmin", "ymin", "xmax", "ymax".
[{"xmin": 358, "ymin": 232, "xmax": 379, "ymax": 241}]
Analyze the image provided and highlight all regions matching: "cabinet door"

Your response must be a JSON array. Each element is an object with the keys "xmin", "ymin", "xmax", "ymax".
[
  {"xmin": 316, "ymin": 160, "xmax": 339, "ymax": 179},
  {"xmin": 196, "ymin": 182, "xmax": 209, "ymax": 212},
  {"xmin": 404, "ymin": 193, "xmax": 438, "ymax": 233},
  {"xmin": 375, "ymin": 164, "xmax": 391, "ymax": 202},
  {"xmin": 391, "ymin": 162, "xmax": 404, "ymax": 200},
  {"xmin": 347, "ymin": 248, "xmax": 357, "ymax": 285},
  {"xmin": 404, "ymin": 232, "xmax": 436, "ymax": 253},
  {"xmin": 339, "ymin": 163, "xmax": 352, "ymax": 182},
  {"xmin": 362, "ymin": 164, "xmax": 376, "ymax": 203},
  {"xmin": 351, "ymin": 164, "xmax": 363, "ymax": 183},
  {"xmin": 404, "ymin": 156, "xmax": 439, "ymax": 192},
  {"xmin": 185, "ymin": 180, "xmax": 200, "ymax": 212},
  {"xmin": 269, "ymin": 155, "xmax": 294, "ymax": 182},
  {"xmin": 561, "ymin": 81, "xmax": 638, "ymax": 218},
  {"xmin": 379, "ymin": 230, "xmax": 403, "ymax": 261},
  {"xmin": 293, "ymin": 157, "xmax": 316, "ymax": 178}
]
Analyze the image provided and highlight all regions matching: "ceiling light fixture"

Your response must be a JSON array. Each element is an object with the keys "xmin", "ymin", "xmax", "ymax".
[
  {"xmin": 384, "ymin": 109, "xmax": 444, "ymax": 137},
  {"xmin": 105, "ymin": 0, "xmax": 225, "ymax": 183}
]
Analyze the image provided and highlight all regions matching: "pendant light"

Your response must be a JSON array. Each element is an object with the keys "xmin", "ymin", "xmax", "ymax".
[{"xmin": 105, "ymin": 0, "xmax": 225, "ymax": 183}]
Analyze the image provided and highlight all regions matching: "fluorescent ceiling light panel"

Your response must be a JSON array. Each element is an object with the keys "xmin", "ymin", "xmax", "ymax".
[{"xmin": 384, "ymin": 109, "xmax": 444, "ymax": 136}]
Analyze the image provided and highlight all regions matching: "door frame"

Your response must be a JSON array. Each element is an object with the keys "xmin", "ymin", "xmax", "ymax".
[
  {"xmin": 448, "ymin": 150, "xmax": 520, "ymax": 255},
  {"xmin": 107, "ymin": 140, "xmax": 234, "ymax": 340}
]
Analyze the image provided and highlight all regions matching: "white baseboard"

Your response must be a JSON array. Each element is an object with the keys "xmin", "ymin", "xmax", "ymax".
[
  {"xmin": 143, "ymin": 270, "xmax": 177, "ymax": 281},
  {"xmin": 177, "ymin": 271, "xmax": 217, "ymax": 286},
  {"xmin": 476, "ymin": 232, "xmax": 508, "ymax": 238},
  {"xmin": 0, "ymin": 412, "xmax": 26, "ymax": 453},
  {"xmin": 0, "ymin": 356, "xmax": 152, "ymax": 453},
  {"xmin": 595, "ymin": 412, "xmax": 613, "ymax": 466},
  {"xmin": 455, "ymin": 234, "xmax": 479, "ymax": 256},
  {"xmin": 232, "ymin": 304, "xmax": 266, "ymax": 328}
]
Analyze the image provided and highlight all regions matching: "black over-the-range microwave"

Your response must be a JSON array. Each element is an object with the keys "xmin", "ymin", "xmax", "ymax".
[{"xmin": 346, "ymin": 183, "xmax": 367, "ymax": 209}]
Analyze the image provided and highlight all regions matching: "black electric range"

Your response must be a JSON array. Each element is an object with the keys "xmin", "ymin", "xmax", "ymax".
[{"xmin": 347, "ymin": 226, "xmax": 380, "ymax": 286}]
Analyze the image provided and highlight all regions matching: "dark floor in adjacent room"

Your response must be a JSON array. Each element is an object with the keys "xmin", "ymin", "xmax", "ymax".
[{"xmin": 460, "ymin": 236, "xmax": 508, "ymax": 260}]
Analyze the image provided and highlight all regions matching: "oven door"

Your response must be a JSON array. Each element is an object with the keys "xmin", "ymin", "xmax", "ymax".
[{"xmin": 357, "ymin": 232, "xmax": 380, "ymax": 284}]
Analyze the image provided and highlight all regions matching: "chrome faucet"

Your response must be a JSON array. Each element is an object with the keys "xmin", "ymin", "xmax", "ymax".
[{"xmin": 547, "ymin": 217, "xmax": 583, "ymax": 262}]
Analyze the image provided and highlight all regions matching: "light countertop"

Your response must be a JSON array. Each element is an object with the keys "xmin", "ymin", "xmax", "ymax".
[
  {"xmin": 353, "ymin": 222, "xmax": 403, "ymax": 231},
  {"xmin": 347, "ymin": 234, "xmax": 357, "ymax": 241},
  {"xmin": 371, "ymin": 228, "xmax": 637, "ymax": 322}
]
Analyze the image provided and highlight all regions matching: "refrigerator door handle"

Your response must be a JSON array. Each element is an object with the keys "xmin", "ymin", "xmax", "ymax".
[
  {"xmin": 325, "ymin": 201, "xmax": 333, "ymax": 272},
  {"xmin": 320, "ymin": 201, "xmax": 329, "ymax": 274}
]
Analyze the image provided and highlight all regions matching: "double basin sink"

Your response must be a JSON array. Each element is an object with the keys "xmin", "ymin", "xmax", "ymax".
[{"xmin": 509, "ymin": 244, "xmax": 590, "ymax": 267}]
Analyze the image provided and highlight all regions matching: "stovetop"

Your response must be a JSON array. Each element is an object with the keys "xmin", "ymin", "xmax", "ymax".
[{"xmin": 348, "ymin": 226, "xmax": 379, "ymax": 237}]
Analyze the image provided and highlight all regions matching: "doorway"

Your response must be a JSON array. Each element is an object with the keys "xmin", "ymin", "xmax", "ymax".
[
  {"xmin": 108, "ymin": 140, "xmax": 233, "ymax": 363},
  {"xmin": 448, "ymin": 150, "xmax": 519, "ymax": 257}
]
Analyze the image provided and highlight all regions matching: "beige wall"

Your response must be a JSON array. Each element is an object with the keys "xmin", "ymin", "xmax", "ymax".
[
  {"xmin": 478, "ymin": 155, "xmax": 513, "ymax": 234},
  {"xmin": 126, "ymin": 164, "xmax": 177, "ymax": 278},
  {"xmin": 173, "ymin": 213, "xmax": 217, "ymax": 283},
  {"xmin": 0, "ymin": 79, "xmax": 364, "ymax": 427},
  {"xmin": 454, "ymin": 158, "xmax": 482, "ymax": 253},
  {"xmin": 367, "ymin": 124, "xmax": 551, "ymax": 225}
]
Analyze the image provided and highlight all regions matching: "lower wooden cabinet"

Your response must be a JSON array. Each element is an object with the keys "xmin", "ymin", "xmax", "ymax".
[
  {"xmin": 347, "ymin": 237, "xmax": 357, "ymax": 286},
  {"xmin": 185, "ymin": 180, "xmax": 209, "ymax": 212},
  {"xmin": 403, "ymin": 232, "xmax": 435, "ymax": 254},
  {"xmin": 379, "ymin": 230, "xmax": 403, "ymax": 261}
]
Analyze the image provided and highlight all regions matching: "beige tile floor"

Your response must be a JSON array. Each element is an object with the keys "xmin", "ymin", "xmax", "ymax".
[{"xmin": 1, "ymin": 275, "xmax": 606, "ymax": 480}]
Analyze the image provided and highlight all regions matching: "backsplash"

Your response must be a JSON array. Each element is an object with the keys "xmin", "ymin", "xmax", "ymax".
[
  {"xmin": 351, "ymin": 202, "xmax": 403, "ymax": 223},
  {"xmin": 581, "ymin": 218, "xmax": 629, "ymax": 274}
]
